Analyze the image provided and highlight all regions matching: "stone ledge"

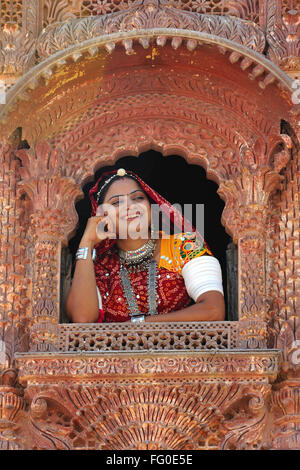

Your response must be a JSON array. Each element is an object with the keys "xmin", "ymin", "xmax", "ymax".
[{"xmin": 15, "ymin": 349, "xmax": 282, "ymax": 385}]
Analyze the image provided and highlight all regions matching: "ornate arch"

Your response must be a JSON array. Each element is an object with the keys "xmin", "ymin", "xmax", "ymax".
[
  {"xmin": 15, "ymin": 113, "xmax": 291, "ymax": 353},
  {"xmin": 0, "ymin": 27, "xmax": 294, "ymax": 140}
]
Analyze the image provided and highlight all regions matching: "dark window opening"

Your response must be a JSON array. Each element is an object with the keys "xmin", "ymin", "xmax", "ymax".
[{"xmin": 60, "ymin": 150, "xmax": 237, "ymax": 322}]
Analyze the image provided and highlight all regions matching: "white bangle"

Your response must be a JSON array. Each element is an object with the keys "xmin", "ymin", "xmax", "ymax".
[
  {"xmin": 182, "ymin": 256, "xmax": 224, "ymax": 302},
  {"xmin": 76, "ymin": 247, "xmax": 96, "ymax": 261}
]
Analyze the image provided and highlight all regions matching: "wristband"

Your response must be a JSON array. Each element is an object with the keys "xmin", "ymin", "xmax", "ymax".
[
  {"xmin": 131, "ymin": 315, "xmax": 145, "ymax": 323},
  {"xmin": 76, "ymin": 247, "xmax": 96, "ymax": 261}
]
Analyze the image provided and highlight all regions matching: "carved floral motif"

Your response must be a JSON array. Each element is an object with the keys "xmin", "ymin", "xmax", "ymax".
[
  {"xmin": 266, "ymin": 0, "xmax": 300, "ymax": 75},
  {"xmin": 36, "ymin": 2, "xmax": 266, "ymax": 60},
  {"xmin": 22, "ymin": 382, "xmax": 270, "ymax": 450},
  {"xmin": 0, "ymin": 22, "xmax": 36, "ymax": 82},
  {"xmin": 269, "ymin": 382, "xmax": 300, "ymax": 449},
  {"xmin": 12, "ymin": 350, "xmax": 278, "ymax": 450},
  {"xmin": 15, "ymin": 351, "xmax": 281, "ymax": 380},
  {"xmin": 39, "ymin": 0, "xmax": 262, "ymax": 24},
  {"xmin": 0, "ymin": 0, "xmax": 23, "ymax": 28},
  {"xmin": 0, "ymin": 368, "xmax": 26, "ymax": 449},
  {"xmin": 42, "ymin": 0, "xmax": 82, "ymax": 28}
]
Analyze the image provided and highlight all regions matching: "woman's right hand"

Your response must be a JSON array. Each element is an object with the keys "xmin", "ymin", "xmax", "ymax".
[{"xmin": 80, "ymin": 206, "xmax": 116, "ymax": 248}]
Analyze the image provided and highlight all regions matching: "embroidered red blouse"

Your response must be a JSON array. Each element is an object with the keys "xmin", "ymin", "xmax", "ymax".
[{"xmin": 94, "ymin": 232, "xmax": 213, "ymax": 323}]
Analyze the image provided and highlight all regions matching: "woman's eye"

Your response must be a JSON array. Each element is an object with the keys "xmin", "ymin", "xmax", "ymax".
[{"xmin": 111, "ymin": 200, "xmax": 119, "ymax": 206}]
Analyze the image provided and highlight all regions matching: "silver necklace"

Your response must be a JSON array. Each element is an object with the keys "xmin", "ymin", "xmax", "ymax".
[
  {"xmin": 119, "ymin": 260, "xmax": 158, "ymax": 318},
  {"xmin": 118, "ymin": 239, "xmax": 156, "ymax": 272},
  {"xmin": 118, "ymin": 239, "xmax": 158, "ymax": 318}
]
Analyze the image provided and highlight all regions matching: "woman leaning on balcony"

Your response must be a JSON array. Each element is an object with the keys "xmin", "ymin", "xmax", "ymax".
[{"xmin": 66, "ymin": 169, "xmax": 225, "ymax": 323}]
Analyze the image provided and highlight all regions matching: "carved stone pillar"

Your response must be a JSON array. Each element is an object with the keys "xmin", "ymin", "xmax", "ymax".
[
  {"xmin": 218, "ymin": 134, "xmax": 292, "ymax": 348},
  {"xmin": 0, "ymin": 138, "xmax": 30, "ymax": 449},
  {"xmin": 266, "ymin": 1, "xmax": 300, "ymax": 78},
  {"xmin": 17, "ymin": 141, "xmax": 82, "ymax": 352}
]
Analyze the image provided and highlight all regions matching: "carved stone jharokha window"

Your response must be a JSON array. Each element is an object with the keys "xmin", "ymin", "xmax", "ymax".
[
  {"xmin": 14, "ymin": 111, "xmax": 292, "ymax": 355},
  {"xmin": 59, "ymin": 150, "xmax": 237, "ymax": 349},
  {"xmin": 0, "ymin": 0, "xmax": 299, "ymax": 451}
]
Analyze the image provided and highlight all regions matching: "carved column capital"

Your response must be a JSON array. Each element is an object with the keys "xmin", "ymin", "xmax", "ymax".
[
  {"xmin": 17, "ymin": 141, "xmax": 83, "ymax": 244},
  {"xmin": 24, "ymin": 175, "xmax": 81, "ymax": 243},
  {"xmin": 219, "ymin": 134, "xmax": 292, "ymax": 243}
]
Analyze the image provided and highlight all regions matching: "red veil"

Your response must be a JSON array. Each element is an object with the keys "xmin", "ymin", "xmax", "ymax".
[
  {"xmin": 89, "ymin": 169, "xmax": 212, "ymax": 323},
  {"xmin": 89, "ymin": 169, "xmax": 211, "ymax": 255}
]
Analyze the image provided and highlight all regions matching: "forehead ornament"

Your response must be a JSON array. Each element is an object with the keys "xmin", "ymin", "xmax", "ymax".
[
  {"xmin": 96, "ymin": 168, "xmax": 128, "ymax": 203},
  {"xmin": 117, "ymin": 168, "xmax": 127, "ymax": 177}
]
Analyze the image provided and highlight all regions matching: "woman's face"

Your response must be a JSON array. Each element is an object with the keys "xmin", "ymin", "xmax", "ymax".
[{"xmin": 100, "ymin": 178, "xmax": 151, "ymax": 239}]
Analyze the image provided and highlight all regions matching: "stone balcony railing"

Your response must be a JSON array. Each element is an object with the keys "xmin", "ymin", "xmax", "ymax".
[{"xmin": 57, "ymin": 321, "xmax": 239, "ymax": 352}]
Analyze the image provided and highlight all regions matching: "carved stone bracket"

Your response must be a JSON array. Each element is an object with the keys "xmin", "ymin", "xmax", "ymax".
[
  {"xmin": 16, "ymin": 141, "xmax": 82, "ymax": 352},
  {"xmin": 221, "ymin": 388, "xmax": 268, "ymax": 450},
  {"xmin": 269, "ymin": 381, "xmax": 300, "ymax": 449},
  {"xmin": 14, "ymin": 349, "xmax": 280, "ymax": 450},
  {"xmin": 0, "ymin": 369, "xmax": 26, "ymax": 450}
]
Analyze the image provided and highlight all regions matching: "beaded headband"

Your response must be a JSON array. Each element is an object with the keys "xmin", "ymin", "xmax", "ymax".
[{"xmin": 96, "ymin": 168, "xmax": 130, "ymax": 204}]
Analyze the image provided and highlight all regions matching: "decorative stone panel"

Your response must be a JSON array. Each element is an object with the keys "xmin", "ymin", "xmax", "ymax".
[{"xmin": 14, "ymin": 349, "xmax": 281, "ymax": 450}]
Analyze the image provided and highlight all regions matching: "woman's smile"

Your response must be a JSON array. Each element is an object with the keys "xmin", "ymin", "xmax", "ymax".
[{"xmin": 124, "ymin": 211, "xmax": 142, "ymax": 221}]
